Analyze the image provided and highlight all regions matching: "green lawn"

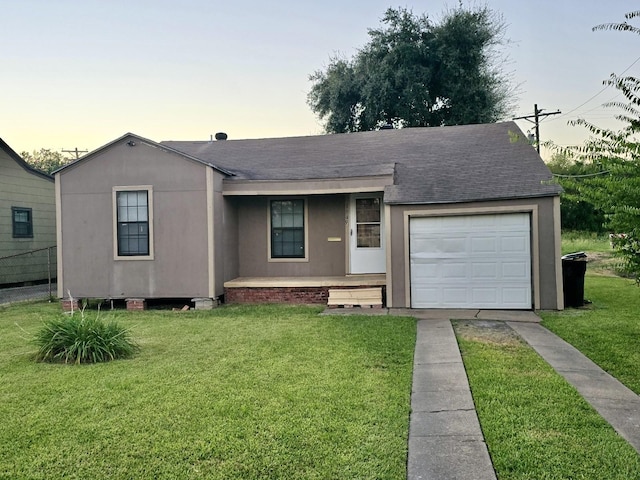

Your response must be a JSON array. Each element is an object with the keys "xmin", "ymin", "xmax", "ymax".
[
  {"xmin": 0, "ymin": 303, "xmax": 415, "ymax": 479},
  {"xmin": 456, "ymin": 323, "xmax": 640, "ymax": 479},
  {"xmin": 540, "ymin": 275, "xmax": 640, "ymax": 394},
  {"xmin": 561, "ymin": 231, "xmax": 611, "ymax": 255}
]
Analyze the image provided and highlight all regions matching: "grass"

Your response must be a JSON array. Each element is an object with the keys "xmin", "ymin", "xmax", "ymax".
[
  {"xmin": 561, "ymin": 230, "xmax": 611, "ymax": 255},
  {"xmin": 543, "ymin": 229, "xmax": 640, "ymax": 393},
  {"xmin": 456, "ymin": 322, "xmax": 640, "ymax": 479},
  {"xmin": 0, "ymin": 302, "xmax": 415, "ymax": 479},
  {"xmin": 540, "ymin": 275, "xmax": 640, "ymax": 394}
]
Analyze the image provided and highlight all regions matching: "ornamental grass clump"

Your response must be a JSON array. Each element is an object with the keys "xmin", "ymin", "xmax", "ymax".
[{"xmin": 34, "ymin": 307, "xmax": 138, "ymax": 364}]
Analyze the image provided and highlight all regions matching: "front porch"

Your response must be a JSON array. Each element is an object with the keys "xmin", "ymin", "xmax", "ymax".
[{"xmin": 223, "ymin": 275, "xmax": 386, "ymax": 306}]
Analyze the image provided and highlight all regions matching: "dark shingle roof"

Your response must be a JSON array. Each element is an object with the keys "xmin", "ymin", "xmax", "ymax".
[{"xmin": 163, "ymin": 122, "xmax": 560, "ymax": 204}]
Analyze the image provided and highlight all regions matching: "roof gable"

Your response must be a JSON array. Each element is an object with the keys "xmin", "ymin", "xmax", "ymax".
[
  {"xmin": 53, "ymin": 133, "xmax": 234, "ymax": 176},
  {"xmin": 0, "ymin": 138, "xmax": 53, "ymax": 182}
]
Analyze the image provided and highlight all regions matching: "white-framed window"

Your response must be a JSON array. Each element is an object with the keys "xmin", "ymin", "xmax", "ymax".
[
  {"xmin": 268, "ymin": 198, "xmax": 308, "ymax": 262},
  {"xmin": 113, "ymin": 186, "xmax": 154, "ymax": 260}
]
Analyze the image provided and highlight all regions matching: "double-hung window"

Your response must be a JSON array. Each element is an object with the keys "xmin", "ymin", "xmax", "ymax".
[
  {"xmin": 270, "ymin": 199, "xmax": 306, "ymax": 259},
  {"xmin": 12, "ymin": 207, "xmax": 33, "ymax": 238},
  {"xmin": 114, "ymin": 187, "xmax": 153, "ymax": 259}
]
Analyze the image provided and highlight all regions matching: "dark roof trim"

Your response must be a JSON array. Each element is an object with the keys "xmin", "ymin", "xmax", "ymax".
[
  {"xmin": 0, "ymin": 137, "xmax": 53, "ymax": 182},
  {"xmin": 383, "ymin": 191, "xmax": 561, "ymax": 206},
  {"xmin": 52, "ymin": 133, "xmax": 235, "ymax": 176}
]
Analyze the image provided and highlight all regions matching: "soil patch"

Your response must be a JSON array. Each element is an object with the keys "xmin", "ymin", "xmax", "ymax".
[
  {"xmin": 584, "ymin": 250, "xmax": 620, "ymax": 277},
  {"xmin": 453, "ymin": 320, "xmax": 523, "ymax": 347}
]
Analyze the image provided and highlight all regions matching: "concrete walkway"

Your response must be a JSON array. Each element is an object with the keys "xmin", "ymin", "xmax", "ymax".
[
  {"xmin": 407, "ymin": 317, "xmax": 496, "ymax": 480},
  {"xmin": 0, "ymin": 283, "xmax": 55, "ymax": 305},
  {"xmin": 509, "ymin": 322, "xmax": 640, "ymax": 454},
  {"xmin": 328, "ymin": 307, "xmax": 640, "ymax": 477}
]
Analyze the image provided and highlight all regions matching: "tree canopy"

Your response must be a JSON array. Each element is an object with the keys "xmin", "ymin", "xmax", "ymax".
[
  {"xmin": 558, "ymin": 11, "xmax": 640, "ymax": 281},
  {"xmin": 307, "ymin": 6, "xmax": 515, "ymax": 133},
  {"xmin": 546, "ymin": 152, "xmax": 605, "ymax": 233},
  {"xmin": 21, "ymin": 149, "xmax": 70, "ymax": 174}
]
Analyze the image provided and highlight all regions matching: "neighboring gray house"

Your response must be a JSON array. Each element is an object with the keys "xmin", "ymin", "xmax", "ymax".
[
  {"xmin": 55, "ymin": 122, "xmax": 564, "ymax": 310},
  {"xmin": 0, "ymin": 138, "xmax": 56, "ymax": 285}
]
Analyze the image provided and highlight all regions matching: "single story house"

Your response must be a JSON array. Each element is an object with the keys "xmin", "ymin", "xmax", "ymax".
[
  {"xmin": 0, "ymin": 138, "xmax": 56, "ymax": 286},
  {"xmin": 54, "ymin": 122, "xmax": 563, "ymax": 310}
]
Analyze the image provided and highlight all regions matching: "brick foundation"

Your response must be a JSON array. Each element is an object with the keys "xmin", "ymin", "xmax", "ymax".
[
  {"xmin": 126, "ymin": 298, "xmax": 147, "ymax": 311},
  {"xmin": 225, "ymin": 286, "xmax": 386, "ymax": 306},
  {"xmin": 61, "ymin": 299, "xmax": 80, "ymax": 312}
]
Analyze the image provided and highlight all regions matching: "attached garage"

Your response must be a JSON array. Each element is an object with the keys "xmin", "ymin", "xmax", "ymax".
[{"xmin": 409, "ymin": 213, "xmax": 532, "ymax": 309}]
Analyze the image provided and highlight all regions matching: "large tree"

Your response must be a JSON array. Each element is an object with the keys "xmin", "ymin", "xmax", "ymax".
[
  {"xmin": 21, "ymin": 149, "xmax": 70, "ymax": 174},
  {"xmin": 561, "ymin": 11, "xmax": 640, "ymax": 281},
  {"xmin": 307, "ymin": 6, "xmax": 515, "ymax": 133}
]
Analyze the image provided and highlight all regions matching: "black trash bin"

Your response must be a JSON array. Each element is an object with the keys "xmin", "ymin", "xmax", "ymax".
[{"xmin": 562, "ymin": 252, "xmax": 587, "ymax": 307}]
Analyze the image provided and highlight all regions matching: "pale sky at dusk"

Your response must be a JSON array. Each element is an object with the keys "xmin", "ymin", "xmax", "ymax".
[{"xmin": 2, "ymin": 0, "xmax": 638, "ymax": 160}]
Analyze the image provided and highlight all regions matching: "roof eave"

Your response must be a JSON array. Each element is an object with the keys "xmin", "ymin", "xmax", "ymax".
[
  {"xmin": 0, "ymin": 138, "xmax": 53, "ymax": 182},
  {"xmin": 53, "ymin": 133, "xmax": 235, "ymax": 177},
  {"xmin": 383, "ymin": 191, "xmax": 562, "ymax": 205}
]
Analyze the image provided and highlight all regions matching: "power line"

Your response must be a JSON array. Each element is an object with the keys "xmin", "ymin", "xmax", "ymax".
[
  {"xmin": 550, "ymin": 54, "xmax": 640, "ymax": 122},
  {"xmin": 552, "ymin": 171, "xmax": 609, "ymax": 178}
]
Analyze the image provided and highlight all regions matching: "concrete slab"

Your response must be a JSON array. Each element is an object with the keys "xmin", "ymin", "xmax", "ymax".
[
  {"xmin": 414, "ymin": 343, "xmax": 462, "ymax": 364},
  {"xmin": 509, "ymin": 321, "xmax": 640, "ymax": 454},
  {"xmin": 410, "ymin": 409, "xmax": 482, "ymax": 437},
  {"xmin": 412, "ymin": 363, "xmax": 469, "ymax": 392},
  {"xmin": 389, "ymin": 309, "xmax": 540, "ymax": 322},
  {"xmin": 321, "ymin": 307, "xmax": 390, "ymax": 316},
  {"xmin": 526, "ymin": 344, "xmax": 602, "ymax": 370},
  {"xmin": 409, "ymin": 309, "xmax": 481, "ymax": 320},
  {"xmin": 411, "ymin": 388, "xmax": 475, "ymax": 413},
  {"xmin": 556, "ymin": 369, "xmax": 638, "ymax": 401},
  {"xmin": 408, "ymin": 318, "xmax": 496, "ymax": 480},
  {"xmin": 507, "ymin": 322, "xmax": 563, "ymax": 346},
  {"xmin": 415, "ymin": 327, "xmax": 457, "ymax": 346},
  {"xmin": 476, "ymin": 310, "xmax": 541, "ymax": 322},
  {"xmin": 408, "ymin": 437, "xmax": 496, "ymax": 480}
]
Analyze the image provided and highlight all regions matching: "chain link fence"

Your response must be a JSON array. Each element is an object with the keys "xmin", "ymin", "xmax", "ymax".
[{"xmin": 0, "ymin": 246, "xmax": 57, "ymax": 304}]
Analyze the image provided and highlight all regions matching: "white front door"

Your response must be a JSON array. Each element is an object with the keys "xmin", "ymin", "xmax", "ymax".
[{"xmin": 349, "ymin": 194, "xmax": 386, "ymax": 274}]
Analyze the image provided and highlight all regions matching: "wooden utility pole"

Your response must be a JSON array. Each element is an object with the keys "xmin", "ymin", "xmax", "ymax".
[
  {"xmin": 62, "ymin": 147, "xmax": 88, "ymax": 159},
  {"xmin": 513, "ymin": 104, "xmax": 561, "ymax": 154}
]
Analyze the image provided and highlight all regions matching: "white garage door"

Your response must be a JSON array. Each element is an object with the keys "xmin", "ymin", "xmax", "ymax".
[{"xmin": 410, "ymin": 213, "xmax": 532, "ymax": 309}]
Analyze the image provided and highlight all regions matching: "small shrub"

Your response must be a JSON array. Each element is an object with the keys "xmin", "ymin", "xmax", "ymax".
[{"xmin": 34, "ymin": 311, "xmax": 138, "ymax": 364}]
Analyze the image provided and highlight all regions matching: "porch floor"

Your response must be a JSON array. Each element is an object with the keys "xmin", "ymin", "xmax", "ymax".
[{"xmin": 224, "ymin": 275, "xmax": 386, "ymax": 288}]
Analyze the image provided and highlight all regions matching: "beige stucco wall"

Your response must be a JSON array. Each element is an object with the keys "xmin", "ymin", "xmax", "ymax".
[
  {"xmin": 388, "ymin": 196, "xmax": 562, "ymax": 310},
  {"xmin": 0, "ymin": 149, "xmax": 56, "ymax": 284},
  {"xmin": 235, "ymin": 195, "xmax": 347, "ymax": 277},
  {"xmin": 57, "ymin": 137, "xmax": 224, "ymax": 299}
]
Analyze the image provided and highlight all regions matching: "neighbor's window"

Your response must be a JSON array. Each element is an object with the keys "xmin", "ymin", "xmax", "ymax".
[
  {"xmin": 270, "ymin": 199, "xmax": 305, "ymax": 258},
  {"xmin": 116, "ymin": 190, "xmax": 150, "ymax": 256},
  {"xmin": 12, "ymin": 207, "xmax": 33, "ymax": 238}
]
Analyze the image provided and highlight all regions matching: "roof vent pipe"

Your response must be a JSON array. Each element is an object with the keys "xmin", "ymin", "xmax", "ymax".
[{"xmin": 215, "ymin": 132, "xmax": 228, "ymax": 141}]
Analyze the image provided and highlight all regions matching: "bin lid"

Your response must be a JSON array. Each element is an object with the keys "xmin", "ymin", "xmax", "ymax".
[{"xmin": 562, "ymin": 251, "xmax": 587, "ymax": 260}]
